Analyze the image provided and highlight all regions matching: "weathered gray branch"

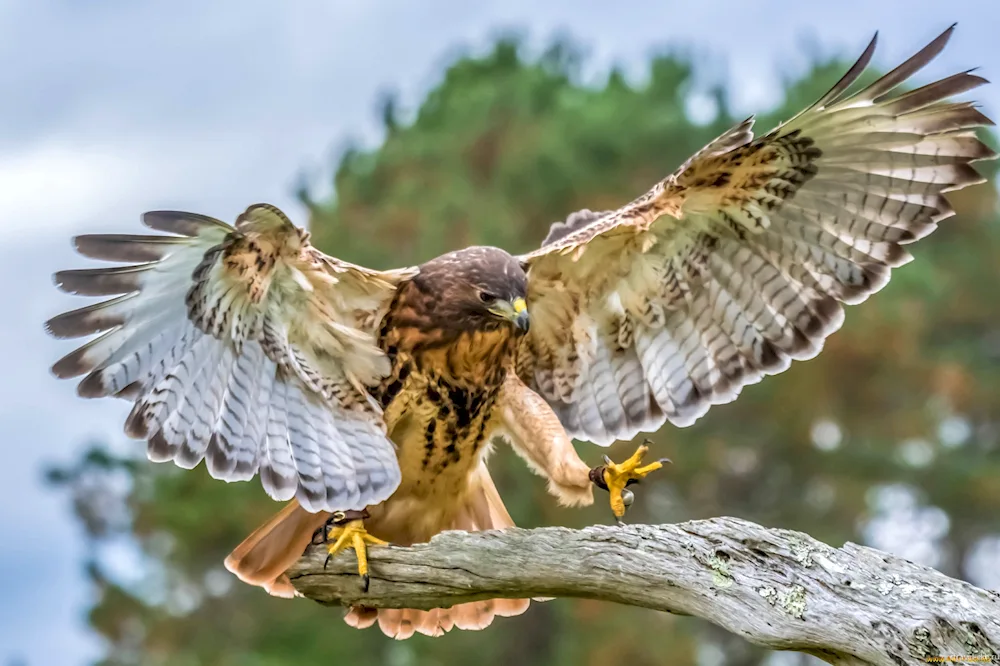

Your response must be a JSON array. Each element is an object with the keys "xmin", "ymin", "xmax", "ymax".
[{"xmin": 288, "ymin": 517, "xmax": 999, "ymax": 666}]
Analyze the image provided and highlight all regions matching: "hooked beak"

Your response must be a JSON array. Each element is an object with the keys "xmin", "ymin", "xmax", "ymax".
[
  {"xmin": 511, "ymin": 297, "xmax": 530, "ymax": 332},
  {"xmin": 490, "ymin": 297, "xmax": 530, "ymax": 333}
]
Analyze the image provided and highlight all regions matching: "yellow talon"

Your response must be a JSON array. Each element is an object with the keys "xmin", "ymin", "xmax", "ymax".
[
  {"xmin": 324, "ymin": 517, "xmax": 387, "ymax": 592},
  {"xmin": 594, "ymin": 440, "xmax": 671, "ymax": 524}
]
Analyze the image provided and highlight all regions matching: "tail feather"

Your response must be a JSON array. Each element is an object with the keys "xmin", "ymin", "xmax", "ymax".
[
  {"xmin": 344, "ymin": 606, "xmax": 379, "ymax": 630},
  {"xmin": 352, "ymin": 465, "xmax": 530, "ymax": 640},
  {"xmin": 225, "ymin": 465, "xmax": 530, "ymax": 639},
  {"xmin": 368, "ymin": 595, "xmax": 531, "ymax": 640},
  {"xmin": 223, "ymin": 499, "xmax": 329, "ymax": 596}
]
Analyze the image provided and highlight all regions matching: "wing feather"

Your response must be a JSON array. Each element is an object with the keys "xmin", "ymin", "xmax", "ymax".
[
  {"xmin": 47, "ymin": 204, "xmax": 414, "ymax": 511},
  {"xmin": 518, "ymin": 27, "xmax": 995, "ymax": 444},
  {"xmin": 261, "ymin": 378, "xmax": 297, "ymax": 501}
]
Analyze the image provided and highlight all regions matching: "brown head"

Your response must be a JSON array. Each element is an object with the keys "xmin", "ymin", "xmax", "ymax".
[
  {"xmin": 408, "ymin": 246, "xmax": 529, "ymax": 337},
  {"xmin": 381, "ymin": 246, "xmax": 529, "ymax": 358}
]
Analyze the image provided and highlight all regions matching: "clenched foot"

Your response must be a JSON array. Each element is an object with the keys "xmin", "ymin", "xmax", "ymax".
[
  {"xmin": 319, "ymin": 510, "xmax": 387, "ymax": 592},
  {"xmin": 589, "ymin": 440, "xmax": 670, "ymax": 524}
]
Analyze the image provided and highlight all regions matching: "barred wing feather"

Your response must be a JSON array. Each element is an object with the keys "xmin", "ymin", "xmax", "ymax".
[
  {"xmin": 518, "ymin": 26, "xmax": 996, "ymax": 445},
  {"xmin": 47, "ymin": 204, "xmax": 411, "ymax": 512}
]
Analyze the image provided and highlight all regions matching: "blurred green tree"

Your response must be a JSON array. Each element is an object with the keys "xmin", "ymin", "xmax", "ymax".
[{"xmin": 49, "ymin": 34, "xmax": 999, "ymax": 666}]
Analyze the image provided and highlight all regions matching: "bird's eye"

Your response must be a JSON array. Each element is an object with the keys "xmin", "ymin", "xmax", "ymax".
[{"xmin": 479, "ymin": 291, "xmax": 497, "ymax": 303}]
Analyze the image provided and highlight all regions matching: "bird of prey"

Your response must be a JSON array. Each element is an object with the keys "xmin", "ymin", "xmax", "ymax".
[{"xmin": 47, "ymin": 26, "xmax": 994, "ymax": 639}]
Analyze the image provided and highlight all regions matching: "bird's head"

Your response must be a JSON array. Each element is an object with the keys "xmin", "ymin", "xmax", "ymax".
[{"xmin": 414, "ymin": 247, "xmax": 530, "ymax": 335}]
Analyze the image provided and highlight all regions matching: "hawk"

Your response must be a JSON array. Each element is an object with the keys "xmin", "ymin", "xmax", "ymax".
[{"xmin": 47, "ymin": 26, "xmax": 995, "ymax": 639}]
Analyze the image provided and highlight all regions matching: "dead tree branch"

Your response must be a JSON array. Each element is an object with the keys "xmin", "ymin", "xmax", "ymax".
[{"xmin": 288, "ymin": 517, "xmax": 999, "ymax": 666}]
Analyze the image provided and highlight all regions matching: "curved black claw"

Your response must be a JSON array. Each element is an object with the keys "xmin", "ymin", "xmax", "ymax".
[{"xmin": 319, "ymin": 509, "xmax": 385, "ymax": 593}]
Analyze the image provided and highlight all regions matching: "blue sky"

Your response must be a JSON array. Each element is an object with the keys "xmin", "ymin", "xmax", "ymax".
[{"xmin": 2, "ymin": 1, "xmax": 998, "ymax": 663}]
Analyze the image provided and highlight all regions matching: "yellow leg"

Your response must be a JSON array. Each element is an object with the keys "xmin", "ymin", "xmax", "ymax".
[
  {"xmin": 324, "ymin": 519, "xmax": 387, "ymax": 592},
  {"xmin": 592, "ymin": 440, "xmax": 671, "ymax": 524}
]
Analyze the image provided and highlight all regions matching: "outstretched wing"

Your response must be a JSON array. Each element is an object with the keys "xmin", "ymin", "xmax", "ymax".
[
  {"xmin": 47, "ymin": 203, "xmax": 416, "ymax": 512},
  {"xmin": 517, "ymin": 26, "xmax": 996, "ymax": 446}
]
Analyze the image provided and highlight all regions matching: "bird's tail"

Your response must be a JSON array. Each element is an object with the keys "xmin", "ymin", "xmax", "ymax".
[
  {"xmin": 224, "ymin": 465, "xmax": 530, "ymax": 637},
  {"xmin": 224, "ymin": 499, "xmax": 330, "ymax": 598},
  {"xmin": 344, "ymin": 466, "xmax": 530, "ymax": 639}
]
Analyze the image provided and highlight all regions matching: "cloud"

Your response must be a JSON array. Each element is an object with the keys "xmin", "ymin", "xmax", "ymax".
[{"xmin": 0, "ymin": 144, "xmax": 143, "ymax": 233}]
